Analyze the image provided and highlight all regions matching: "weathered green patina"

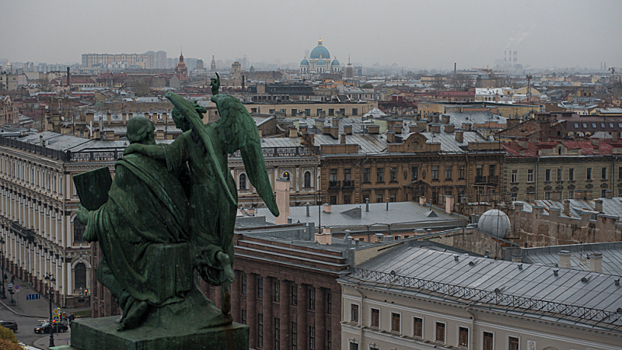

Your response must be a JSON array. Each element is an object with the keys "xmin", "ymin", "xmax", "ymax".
[{"xmin": 76, "ymin": 77, "xmax": 279, "ymax": 335}]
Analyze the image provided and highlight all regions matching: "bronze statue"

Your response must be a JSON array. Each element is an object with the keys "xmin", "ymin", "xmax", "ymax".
[{"xmin": 77, "ymin": 76, "xmax": 279, "ymax": 331}]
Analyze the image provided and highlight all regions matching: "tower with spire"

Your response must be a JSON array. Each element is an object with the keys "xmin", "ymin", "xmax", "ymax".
[
  {"xmin": 210, "ymin": 54, "xmax": 216, "ymax": 72},
  {"xmin": 175, "ymin": 50, "xmax": 188, "ymax": 81}
]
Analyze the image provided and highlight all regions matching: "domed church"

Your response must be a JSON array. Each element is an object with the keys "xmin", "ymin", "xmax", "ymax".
[{"xmin": 300, "ymin": 39, "xmax": 341, "ymax": 74}]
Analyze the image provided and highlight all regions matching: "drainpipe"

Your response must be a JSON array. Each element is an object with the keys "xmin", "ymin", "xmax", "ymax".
[
  {"xmin": 466, "ymin": 306, "xmax": 475, "ymax": 350},
  {"xmin": 535, "ymin": 156, "xmax": 539, "ymax": 200},
  {"xmin": 612, "ymin": 156, "xmax": 617, "ymax": 197},
  {"xmin": 355, "ymin": 286, "xmax": 365, "ymax": 347}
]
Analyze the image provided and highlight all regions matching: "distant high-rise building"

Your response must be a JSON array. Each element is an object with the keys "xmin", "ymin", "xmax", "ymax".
[
  {"xmin": 82, "ymin": 53, "xmax": 150, "ymax": 69},
  {"xmin": 210, "ymin": 54, "xmax": 217, "ymax": 72},
  {"xmin": 344, "ymin": 57, "xmax": 354, "ymax": 79}
]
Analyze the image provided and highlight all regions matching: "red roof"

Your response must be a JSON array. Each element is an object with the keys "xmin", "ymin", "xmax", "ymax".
[{"xmin": 504, "ymin": 140, "xmax": 622, "ymax": 157}]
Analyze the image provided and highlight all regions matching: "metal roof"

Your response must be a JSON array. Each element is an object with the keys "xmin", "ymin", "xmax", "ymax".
[
  {"xmin": 344, "ymin": 245, "xmax": 622, "ymax": 330},
  {"xmin": 516, "ymin": 197, "xmax": 622, "ymax": 220},
  {"xmin": 505, "ymin": 242, "xmax": 622, "ymax": 276}
]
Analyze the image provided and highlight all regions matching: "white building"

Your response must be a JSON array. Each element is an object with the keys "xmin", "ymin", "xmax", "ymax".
[
  {"xmin": 339, "ymin": 244, "xmax": 622, "ymax": 350},
  {"xmin": 300, "ymin": 39, "xmax": 341, "ymax": 75}
]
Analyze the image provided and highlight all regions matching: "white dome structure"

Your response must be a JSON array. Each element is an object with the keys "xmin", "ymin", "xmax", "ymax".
[{"xmin": 477, "ymin": 209, "xmax": 511, "ymax": 239}]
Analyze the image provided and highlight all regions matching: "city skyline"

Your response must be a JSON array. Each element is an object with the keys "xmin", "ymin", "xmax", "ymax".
[{"xmin": 1, "ymin": 0, "xmax": 622, "ymax": 71}]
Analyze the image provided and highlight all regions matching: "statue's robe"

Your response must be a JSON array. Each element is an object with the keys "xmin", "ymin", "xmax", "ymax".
[
  {"xmin": 164, "ymin": 128, "xmax": 237, "ymax": 286},
  {"xmin": 85, "ymin": 152, "xmax": 192, "ymax": 307}
]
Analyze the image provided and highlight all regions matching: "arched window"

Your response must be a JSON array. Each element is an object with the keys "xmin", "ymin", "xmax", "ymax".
[
  {"xmin": 304, "ymin": 171, "xmax": 312, "ymax": 188},
  {"xmin": 74, "ymin": 217, "xmax": 86, "ymax": 243},
  {"xmin": 239, "ymin": 173, "xmax": 247, "ymax": 190},
  {"xmin": 75, "ymin": 263, "xmax": 86, "ymax": 291},
  {"xmin": 282, "ymin": 172, "xmax": 291, "ymax": 181}
]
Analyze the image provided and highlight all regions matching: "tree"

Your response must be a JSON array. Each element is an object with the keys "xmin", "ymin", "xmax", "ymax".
[
  {"xmin": 0, "ymin": 327, "xmax": 17, "ymax": 345},
  {"xmin": 0, "ymin": 339, "xmax": 22, "ymax": 350}
]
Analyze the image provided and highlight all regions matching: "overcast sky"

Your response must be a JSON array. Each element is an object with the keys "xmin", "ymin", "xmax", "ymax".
[{"xmin": 2, "ymin": 0, "xmax": 621, "ymax": 71}]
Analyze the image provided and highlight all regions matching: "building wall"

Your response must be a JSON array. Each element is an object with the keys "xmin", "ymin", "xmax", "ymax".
[
  {"xmin": 340, "ymin": 282, "xmax": 622, "ymax": 350},
  {"xmin": 245, "ymin": 101, "xmax": 378, "ymax": 118},
  {"xmin": 0, "ymin": 140, "xmax": 113, "ymax": 307}
]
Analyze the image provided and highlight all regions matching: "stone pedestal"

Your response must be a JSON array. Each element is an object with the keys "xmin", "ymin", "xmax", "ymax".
[{"xmin": 53, "ymin": 316, "xmax": 249, "ymax": 350}]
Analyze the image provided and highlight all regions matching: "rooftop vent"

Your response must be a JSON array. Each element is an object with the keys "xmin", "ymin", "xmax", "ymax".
[
  {"xmin": 553, "ymin": 269, "xmax": 559, "ymax": 276},
  {"xmin": 468, "ymin": 261, "xmax": 475, "ymax": 266},
  {"xmin": 518, "ymin": 263, "xmax": 523, "ymax": 270},
  {"xmin": 581, "ymin": 276, "xmax": 590, "ymax": 283},
  {"xmin": 615, "ymin": 278, "xmax": 620, "ymax": 286},
  {"xmin": 454, "ymin": 255, "xmax": 459, "ymax": 262}
]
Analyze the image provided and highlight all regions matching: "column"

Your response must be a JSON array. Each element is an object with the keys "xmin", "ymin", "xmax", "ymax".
[
  {"xmin": 315, "ymin": 287, "xmax": 325, "ymax": 350},
  {"xmin": 279, "ymin": 280, "xmax": 290, "ymax": 350},
  {"xmin": 263, "ymin": 276, "xmax": 273, "ymax": 348},
  {"xmin": 297, "ymin": 283, "xmax": 308, "ymax": 350},
  {"xmin": 247, "ymin": 274, "xmax": 256, "ymax": 349}
]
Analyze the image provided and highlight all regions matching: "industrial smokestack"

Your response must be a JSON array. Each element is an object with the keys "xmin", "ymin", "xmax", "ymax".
[
  {"xmin": 454, "ymin": 62, "xmax": 456, "ymax": 75},
  {"xmin": 67, "ymin": 67, "xmax": 71, "ymax": 88}
]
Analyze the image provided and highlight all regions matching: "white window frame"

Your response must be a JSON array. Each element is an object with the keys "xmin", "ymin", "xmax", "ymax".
[
  {"xmin": 369, "ymin": 307, "xmax": 380, "ymax": 329},
  {"xmin": 456, "ymin": 324, "xmax": 470, "ymax": 348},
  {"xmin": 507, "ymin": 334, "xmax": 520, "ymax": 350},
  {"xmin": 350, "ymin": 302, "xmax": 360, "ymax": 324},
  {"xmin": 434, "ymin": 320, "xmax": 446, "ymax": 344},
  {"xmin": 390, "ymin": 311, "xmax": 401, "ymax": 334},
  {"xmin": 481, "ymin": 330, "xmax": 495, "ymax": 350},
  {"xmin": 412, "ymin": 315, "xmax": 424, "ymax": 338}
]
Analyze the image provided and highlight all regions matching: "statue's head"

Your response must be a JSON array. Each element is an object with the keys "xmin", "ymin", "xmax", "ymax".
[
  {"xmin": 171, "ymin": 102, "xmax": 206, "ymax": 132},
  {"xmin": 127, "ymin": 116, "xmax": 155, "ymax": 145}
]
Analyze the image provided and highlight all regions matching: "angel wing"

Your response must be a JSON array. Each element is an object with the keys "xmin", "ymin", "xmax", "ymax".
[{"xmin": 211, "ymin": 94, "xmax": 280, "ymax": 217}]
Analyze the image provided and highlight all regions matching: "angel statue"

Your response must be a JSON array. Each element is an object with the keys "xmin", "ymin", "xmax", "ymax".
[{"xmin": 76, "ymin": 75, "xmax": 279, "ymax": 333}]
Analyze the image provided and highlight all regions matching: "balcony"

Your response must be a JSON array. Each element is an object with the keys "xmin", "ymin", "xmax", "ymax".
[
  {"xmin": 475, "ymin": 176, "xmax": 499, "ymax": 185},
  {"xmin": 328, "ymin": 180, "xmax": 341, "ymax": 190},
  {"xmin": 342, "ymin": 180, "xmax": 354, "ymax": 189},
  {"xmin": 474, "ymin": 176, "xmax": 487, "ymax": 184}
]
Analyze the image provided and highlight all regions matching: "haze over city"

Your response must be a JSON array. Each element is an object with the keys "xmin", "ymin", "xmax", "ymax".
[{"xmin": 2, "ymin": 0, "xmax": 621, "ymax": 71}]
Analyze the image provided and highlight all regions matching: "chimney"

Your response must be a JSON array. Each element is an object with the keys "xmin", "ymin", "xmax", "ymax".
[
  {"xmin": 455, "ymin": 131, "xmax": 463, "ymax": 143},
  {"xmin": 332, "ymin": 118, "xmax": 340, "ymax": 128},
  {"xmin": 367, "ymin": 125, "xmax": 380, "ymax": 134},
  {"xmin": 441, "ymin": 115, "xmax": 450, "ymax": 124},
  {"xmin": 343, "ymin": 125, "xmax": 353, "ymax": 135},
  {"xmin": 589, "ymin": 253, "xmax": 603, "ymax": 273},
  {"xmin": 444, "ymin": 124, "xmax": 455, "ymax": 133},
  {"xmin": 288, "ymin": 126, "xmax": 297, "ymax": 137},
  {"xmin": 247, "ymin": 208, "xmax": 255, "ymax": 216},
  {"xmin": 365, "ymin": 198, "xmax": 369, "ymax": 212},
  {"xmin": 612, "ymin": 132, "xmax": 618, "ymax": 142},
  {"xmin": 525, "ymin": 192, "xmax": 535, "ymax": 202},
  {"xmin": 594, "ymin": 199, "xmax": 603, "ymax": 213},
  {"xmin": 392, "ymin": 125, "xmax": 402, "ymax": 134},
  {"xmin": 507, "ymin": 118, "xmax": 520, "ymax": 129},
  {"xmin": 340, "ymin": 133, "xmax": 346, "ymax": 144},
  {"xmin": 512, "ymin": 254, "xmax": 522, "ymax": 263},
  {"xmin": 386, "ymin": 198, "xmax": 389, "ymax": 211},
  {"xmin": 464, "ymin": 123, "xmax": 472, "ymax": 131},
  {"xmin": 386, "ymin": 131, "xmax": 395, "ymax": 143},
  {"xmin": 606, "ymin": 190, "xmax": 613, "ymax": 199},
  {"xmin": 559, "ymin": 250, "xmax": 571, "ymax": 269},
  {"xmin": 323, "ymin": 203, "xmax": 331, "ymax": 213},
  {"xmin": 275, "ymin": 178, "xmax": 290, "ymax": 225},
  {"xmin": 445, "ymin": 195, "xmax": 454, "ymax": 214},
  {"xmin": 432, "ymin": 115, "xmax": 439, "ymax": 123},
  {"xmin": 299, "ymin": 125, "xmax": 308, "ymax": 134},
  {"xmin": 409, "ymin": 125, "xmax": 418, "ymax": 133},
  {"xmin": 563, "ymin": 199, "xmax": 570, "ymax": 215},
  {"xmin": 586, "ymin": 190, "xmax": 593, "ymax": 200},
  {"xmin": 419, "ymin": 196, "xmax": 426, "ymax": 206},
  {"xmin": 591, "ymin": 138, "xmax": 599, "ymax": 147},
  {"xmin": 303, "ymin": 132, "xmax": 315, "ymax": 146}
]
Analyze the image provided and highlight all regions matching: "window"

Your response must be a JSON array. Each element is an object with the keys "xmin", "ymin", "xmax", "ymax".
[
  {"xmin": 329, "ymin": 196, "xmax": 337, "ymax": 204},
  {"xmin": 413, "ymin": 317, "xmax": 423, "ymax": 337},
  {"xmin": 239, "ymin": 173, "xmax": 247, "ymax": 190},
  {"xmin": 352, "ymin": 108, "xmax": 358, "ymax": 116},
  {"xmin": 305, "ymin": 109, "xmax": 311, "ymax": 116},
  {"xmin": 568, "ymin": 190, "xmax": 574, "ymax": 199},
  {"xmin": 587, "ymin": 167, "xmax": 592, "ymax": 180},
  {"xmin": 257, "ymin": 277, "xmax": 263, "ymax": 298},
  {"xmin": 351, "ymin": 304, "xmax": 359, "ymax": 322},
  {"xmin": 391, "ymin": 313, "xmax": 400, "ymax": 333},
  {"xmin": 376, "ymin": 194, "xmax": 383, "ymax": 203},
  {"xmin": 511, "ymin": 170, "xmax": 517, "ymax": 183},
  {"xmin": 390, "ymin": 167, "xmax": 397, "ymax": 182},
  {"xmin": 444, "ymin": 166, "xmax": 452, "ymax": 180},
  {"xmin": 363, "ymin": 168, "xmax": 370, "ymax": 183},
  {"xmin": 583, "ymin": 123, "xmax": 587, "ymax": 128},
  {"xmin": 527, "ymin": 169, "xmax": 534, "ymax": 182},
  {"xmin": 557, "ymin": 168, "xmax": 562, "ymax": 181},
  {"xmin": 389, "ymin": 192, "xmax": 396, "ymax": 202},
  {"xmin": 411, "ymin": 167, "xmax": 418, "ymax": 181},
  {"xmin": 619, "ymin": 167, "xmax": 622, "ymax": 180},
  {"xmin": 602, "ymin": 167, "xmax": 607, "ymax": 180},
  {"xmin": 602, "ymin": 189, "xmax": 607, "ymax": 197},
  {"xmin": 329, "ymin": 169, "xmax": 337, "ymax": 182},
  {"xmin": 308, "ymin": 286, "xmax": 315, "ymax": 310},
  {"xmin": 349, "ymin": 342, "xmax": 358, "ymax": 350},
  {"xmin": 545, "ymin": 192, "xmax": 551, "ymax": 200},
  {"xmin": 569, "ymin": 168, "xmax": 574, "ymax": 181},
  {"xmin": 435, "ymin": 322, "xmax": 445, "ymax": 342},
  {"xmin": 592, "ymin": 123, "xmax": 597, "ymax": 128},
  {"xmin": 75, "ymin": 263, "xmax": 87, "ymax": 291},
  {"xmin": 376, "ymin": 168, "xmax": 384, "ymax": 182},
  {"xmin": 328, "ymin": 108, "xmax": 334, "ymax": 116},
  {"xmin": 370, "ymin": 308, "xmax": 379, "ymax": 328},
  {"xmin": 309, "ymin": 326, "xmax": 315, "ymax": 350},
  {"xmin": 291, "ymin": 284, "xmax": 297, "ymax": 305},
  {"xmin": 483, "ymin": 332, "xmax": 494, "ymax": 350},
  {"xmin": 343, "ymin": 195, "xmax": 351, "ymax": 204},
  {"xmin": 74, "ymin": 217, "xmax": 86, "ymax": 243},
  {"xmin": 241, "ymin": 309, "xmax": 247, "ymax": 324},
  {"xmin": 574, "ymin": 123, "xmax": 579, "ymax": 128},
  {"xmin": 255, "ymin": 314, "xmax": 263, "ymax": 348},
  {"xmin": 327, "ymin": 330, "xmax": 332, "ymax": 350},
  {"xmin": 459, "ymin": 327, "xmax": 469, "ymax": 347},
  {"xmin": 274, "ymin": 281, "xmax": 280, "ymax": 302},
  {"xmin": 545, "ymin": 169, "xmax": 551, "ymax": 182},
  {"xmin": 511, "ymin": 192, "xmax": 517, "ymax": 201},
  {"xmin": 275, "ymin": 318, "xmax": 280, "ymax": 349},
  {"xmin": 432, "ymin": 166, "xmax": 439, "ymax": 180},
  {"xmin": 344, "ymin": 168, "xmax": 351, "ymax": 182},
  {"xmin": 509, "ymin": 336, "xmax": 519, "ymax": 350},
  {"xmin": 241, "ymin": 274, "xmax": 247, "ymax": 294},
  {"xmin": 326, "ymin": 290, "xmax": 332, "ymax": 314},
  {"xmin": 304, "ymin": 171, "xmax": 312, "ymax": 188},
  {"xmin": 489, "ymin": 164, "xmax": 496, "ymax": 176},
  {"xmin": 458, "ymin": 166, "xmax": 465, "ymax": 179},
  {"xmin": 292, "ymin": 322, "xmax": 297, "ymax": 350},
  {"xmin": 602, "ymin": 123, "xmax": 606, "ymax": 128}
]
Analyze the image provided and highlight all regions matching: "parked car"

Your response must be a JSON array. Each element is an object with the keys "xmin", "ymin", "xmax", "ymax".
[
  {"xmin": 0, "ymin": 320, "xmax": 17, "ymax": 332},
  {"xmin": 33, "ymin": 321, "xmax": 68, "ymax": 334}
]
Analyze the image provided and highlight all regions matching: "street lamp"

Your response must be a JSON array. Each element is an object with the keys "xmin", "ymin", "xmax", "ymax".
[
  {"xmin": 44, "ymin": 273, "xmax": 56, "ymax": 348},
  {"xmin": 0, "ymin": 237, "xmax": 5, "ymax": 299}
]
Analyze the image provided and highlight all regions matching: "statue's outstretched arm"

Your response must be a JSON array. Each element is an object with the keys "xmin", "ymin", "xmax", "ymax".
[
  {"xmin": 123, "ymin": 143, "xmax": 166, "ymax": 159},
  {"xmin": 211, "ymin": 94, "xmax": 280, "ymax": 217}
]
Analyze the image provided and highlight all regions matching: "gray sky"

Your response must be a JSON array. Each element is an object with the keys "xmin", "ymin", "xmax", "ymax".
[{"xmin": 2, "ymin": 0, "xmax": 621, "ymax": 70}]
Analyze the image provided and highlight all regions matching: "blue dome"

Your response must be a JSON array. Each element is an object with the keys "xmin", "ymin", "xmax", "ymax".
[
  {"xmin": 331, "ymin": 58, "xmax": 340, "ymax": 66},
  {"xmin": 310, "ymin": 39, "xmax": 330, "ymax": 59},
  {"xmin": 300, "ymin": 58, "xmax": 309, "ymax": 66},
  {"xmin": 316, "ymin": 59, "xmax": 326, "ymax": 65}
]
